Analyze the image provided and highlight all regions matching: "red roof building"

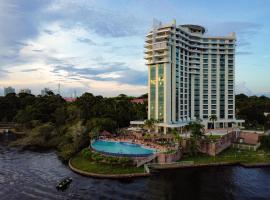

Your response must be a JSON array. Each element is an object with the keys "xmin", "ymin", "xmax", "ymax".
[
  {"xmin": 63, "ymin": 97, "xmax": 77, "ymax": 102},
  {"xmin": 130, "ymin": 98, "xmax": 146, "ymax": 104}
]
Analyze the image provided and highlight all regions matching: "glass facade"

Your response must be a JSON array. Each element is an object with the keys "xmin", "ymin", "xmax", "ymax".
[
  {"xmin": 150, "ymin": 65, "xmax": 156, "ymax": 119},
  {"xmin": 158, "ymin": 64, "xmax": 164, "ymax": 121}
]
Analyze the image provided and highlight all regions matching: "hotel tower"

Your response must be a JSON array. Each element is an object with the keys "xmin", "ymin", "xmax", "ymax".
[{"xmin": 145, "ymin": 20, "xmax": 243, "ymax": 133}]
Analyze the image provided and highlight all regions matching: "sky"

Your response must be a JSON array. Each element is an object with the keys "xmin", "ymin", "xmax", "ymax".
[{"xmin": 0, "ymin": 0, "xmax": 269, "ymax": 97}]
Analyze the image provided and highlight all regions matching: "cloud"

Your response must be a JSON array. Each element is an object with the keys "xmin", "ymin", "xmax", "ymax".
[
  {"xmin": 43, "ymin": 29, "xmax": 54, "ymax": 35},
  {"xmin": 236, "ymin": 51, "xmax": 253, "ymax": 55},
  {"xmin": 32, "ymin": 49, "xmax": 43, "ymax": 52},
  {"xmin": 20, "ymin": 68, "xmax": 40, "ymax": 72},
  {"xmin": 207, "ymin": 21, "xmax": 262, "ymax": 36},
  {"xmin": 0, "ymin": 1, "xmax": 53, "ymax": 64},
  {"xmin": 235, "ymin": 82, "xmax": 253, "ymax": 96},
  {"xmin": 206, "ymin": 21, "xmax": 262, "ymax": 53},
  {"xmin": 77, "ymin": 37, "xmax": 96, "ymax": 45},
  {"xmin": 52, "ymin": 62, "xmax": 147, "ymax": 86},
  {"xmin": 45, "ymin": 1, "xmax": 143, "ymax": 38}
]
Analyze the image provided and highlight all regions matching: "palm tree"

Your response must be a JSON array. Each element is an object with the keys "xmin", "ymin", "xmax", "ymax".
[
  {"xmin": 209, "ymin": 115, "xmax": 217, "ymax": 129},
  {"xmin": 187, "ymin": 121, "xmax": 205, "ymax": 155},
  {"xmin": 144, "ymin": 118, "xmax": 156, "ymax": 133},
  {"xmin": 172, "ymin": 129, "xmax": 182, "ymax": 147}
]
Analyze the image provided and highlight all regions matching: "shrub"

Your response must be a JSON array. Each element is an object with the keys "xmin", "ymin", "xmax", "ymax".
[
  {"xmin": 81, "ymin": 148, "xmax": 92, "ymax": 160},
  {"xmin": 119, "ymin": 157, "xmax": 133, "ymax": 166},
  {"xmin": 91, "ymin": 152, "xmax": 104, "ymax": 162},
  {"xmin": 261, "ymin": 135, "xmax": 270, "ymax": 149}
]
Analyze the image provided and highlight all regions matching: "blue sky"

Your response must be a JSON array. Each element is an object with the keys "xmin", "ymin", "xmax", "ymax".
[{"xmin": 0, "ymin": 0, "xmax": 269, "ymax": 97}]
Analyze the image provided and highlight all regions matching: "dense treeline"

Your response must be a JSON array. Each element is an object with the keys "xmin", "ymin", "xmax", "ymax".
[
  {"xmin": 2, "ymin": 92, "xmax": 270, "ymax": 159},
  {"xmin": 236, "ymin": 94, "xmax": 270, "ymax": 130},
  {"xmin": 0, "ymin": 92, "xmax": 146, "ymax": 128},
  {"xmin": 0, "ymin": 92, "xmax": 147, "ymax": 160}
]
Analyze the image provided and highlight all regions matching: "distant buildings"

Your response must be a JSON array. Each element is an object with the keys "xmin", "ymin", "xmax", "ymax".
[
  {"xmin": 19, "ymin": 88, "xmax": 31, "ymax": 94},
  {"xmin": 4, "ymin": 87, "xmax": 15, "ymax": 96},
  {"xmin": 41, "ymin": 88, "xmax": 51, "ymax": 96}
]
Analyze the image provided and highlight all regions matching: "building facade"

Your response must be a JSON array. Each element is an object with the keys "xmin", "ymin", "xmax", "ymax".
[
  {"xmin": 4, "ymin": 86, "xmax": 15, "ymax": 96},
  {"xmin": 145, "ymin": 20, "xmax": 243, "ymax": 131},
  {"xmin": 41, "ymin": 88, "xmax": 51, "ymax": 96},
  {"xmin": 19, "ymin": 88, "xmax": 31, "ymax": 94}
]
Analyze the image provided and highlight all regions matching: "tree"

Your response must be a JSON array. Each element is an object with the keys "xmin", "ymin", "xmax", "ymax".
[
  {"xmin": 86, "ymin": 117, "xmax": 117, "ymax": 133},
  {"xmin": 186, "ymin": 122, "xmax": 205, "ymax": 156},
  {"xmin": 53, "ymin": 106, "xmax": 67, "ymax": 127},
  {"xmin": 144, "ymin": 118, "xmax": 156, "ymax": 133},
  {"xmin": 188, "ymin": 121, "xmax": 205, "ymax": 139},
  {"xmin": 172, "ymin": 129, "xmax": 182, "ymax": 146},
  {"xmin": 89, "ymin": 127, "xmax": 100, "ymax": 140},
  {"xmin": 209, "ymin": 115, "xmax": 217, "ymax": 129},
  {"xmin": 188, "ymin": 137, "xmax": 199, "ymax": 156},
  {"xmin": 14, "ymin": 105, "xmax": 39, "ymax": 128}
]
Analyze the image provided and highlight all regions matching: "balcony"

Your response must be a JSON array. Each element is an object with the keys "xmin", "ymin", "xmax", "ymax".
[
  {"xmin": 153, "ymin": 52, "xmax": 169, "ymax": 58},
  {"xmin": 144, "ymin": 49, "xmax": 153, "ymax": 54},
  {"xmin": 146, "ymin": 58, "xmax": 170, "ymax": 64},
  {"xmin": 190, "ymin": 65, "xmax": 200, "ymax": 70},
  {"xmin": 144, "ymin": 43, "xmax": 153, "ymax": 49},
  {"xmin": 152, "ymin": 42, "xmax": 168, "ymax": 50},
  {"xmin": 144, "ymin": 54, "xmax": 153, "ymax": 60}
]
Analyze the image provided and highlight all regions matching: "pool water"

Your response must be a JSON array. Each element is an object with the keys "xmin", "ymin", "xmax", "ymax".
[{"xmin": 91, "ymin": 140, "xmax": 156, "ymax": 157}]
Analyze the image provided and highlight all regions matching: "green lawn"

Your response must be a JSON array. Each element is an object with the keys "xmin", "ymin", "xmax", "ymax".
[
  {"xmin": 181, "ymin": 148, "xmax": 270, "ymax": 164},
  {"xmin": 206, "ymin": 135, "xmax": 223, "ymax": 140},
  {"xmin": 70, "ymin": 155, "xmax": 145, "ymax": 175}
]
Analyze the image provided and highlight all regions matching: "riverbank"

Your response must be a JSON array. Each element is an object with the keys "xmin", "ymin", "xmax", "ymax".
[
  {"xmin": 69, "ymin": 153, "xmax": 149, "ymax": 179},
  {"xmin": 181, "ymin": 148, "xmax": 270, "ymax": 165},
  {"xmin": 147, "ymin": 148, "xmax": 270, "ymax": 170},
  {"xmin": 69, "ymin": 147, "xmax": 270, "ymax": 179}
]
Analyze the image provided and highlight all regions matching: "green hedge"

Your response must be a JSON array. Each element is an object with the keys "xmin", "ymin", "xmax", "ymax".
[{"xmin": 79, "ymin": 148, "xmax": 133, "ymax": 166}]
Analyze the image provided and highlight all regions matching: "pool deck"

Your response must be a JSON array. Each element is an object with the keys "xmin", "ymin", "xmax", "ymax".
[
  {"xmin": 99, "ymin": 138, "xmax": 168, "ymax": 153},
  {"xmin": 91, "ymin": 139, "xmax": 159, "ymax": 157}
]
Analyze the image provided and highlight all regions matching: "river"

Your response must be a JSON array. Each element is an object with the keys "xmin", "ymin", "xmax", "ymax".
[{"xmin": 1, "ymin": 133, "xmax": 270, "ymax": 200}]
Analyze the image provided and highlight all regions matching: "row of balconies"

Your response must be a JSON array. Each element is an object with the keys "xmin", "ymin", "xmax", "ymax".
[
  {"xmin": 146, "ymin": 58, "xmax": 170, "ymax": 64},
  {"xmin": 146, "ymin": 33, "xmax": 234, "ymax": 50},
  {"xmin": 144, "ymin": 52, "xmax": 169, "ymax": 60},
  {"xmin": 175, "ymin": 43, "xmax": 234, "ymax": 54},
  {"xmin": 146, "ymin": 26, "xmax": 234, "ymax": 44}
]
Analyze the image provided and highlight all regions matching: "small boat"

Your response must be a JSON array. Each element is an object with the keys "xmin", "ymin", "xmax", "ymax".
[{"xmin": 56, "ymin": 177, "xmax": 72, "ymax": 190}]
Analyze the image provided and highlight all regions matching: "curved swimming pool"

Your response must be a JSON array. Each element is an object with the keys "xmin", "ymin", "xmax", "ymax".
[{"xmin": 91, "ymin": 140, "xmax": 156, "ymax": 157}]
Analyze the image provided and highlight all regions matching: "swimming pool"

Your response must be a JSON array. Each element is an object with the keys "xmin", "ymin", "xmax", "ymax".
[{"xmin": 91, "ymin": 140, "xmax": 156, "ymax": 157}]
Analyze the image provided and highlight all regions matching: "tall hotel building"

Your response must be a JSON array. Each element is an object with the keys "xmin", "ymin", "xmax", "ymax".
[{"xmin": 145, "ymin": 20, "xmax": 243, "ymax": 132}]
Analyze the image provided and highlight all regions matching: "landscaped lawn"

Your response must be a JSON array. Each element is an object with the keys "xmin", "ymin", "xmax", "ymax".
[
  {"xmin": 180, "ymin": 148, "xmax": 270, "ymax": 164},
  {"xmin": 70, "ymin": 155, "xmax": 145, "ymax": 175},
  {"xmin": 206, "ymin": 135, "xmax": 223, "ymax": 140}
]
